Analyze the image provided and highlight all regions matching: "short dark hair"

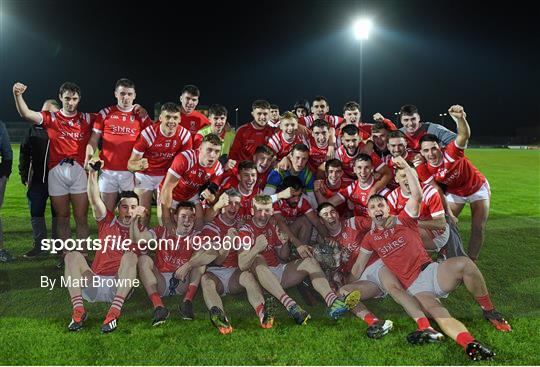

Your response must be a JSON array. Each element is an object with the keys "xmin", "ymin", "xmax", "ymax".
[
  {"xmin": 59, "ymin": 82, "xmax": 81, "ymax": 98},
  {"xmin": 177, "ymin": 201, "xmax": 196, "ymax": 211},
  {"xmin": 387, "ymin": 130, "xmax": 406, "ymax": 140},
  {"xmin": 419, "ymin": 133, "xmax": 440, "ymax": 145},
  {"xmin": 325, "ymin": 159, "xmax": 342, "ymax": 174},
  {"xmin": 278, "ymin": 175, "xmax": 304, "ymax": 192},
  {"xmin": 371, "ymin": 121, "xmax": 389, "ymax": 133},
  {"xmin": 312, "ymin": 119, "xmax": 329, "ymax": 129},
  {"xmin": 367, "ymin": 194, "xmax": 387, "ymax": 205},
  {"xmin": 116, "ymin": 191, "xmax": 139, "ymax": 207},
  {"xmin": 313, "ymin": 95, "xmax": 328, "ymax": 104},
  {"xmin": 238, "ymin": 160, "xmax": 257, "ymax": 172},
  {"xmin": 317, "ymin": 202, "xmax": 336, "ymax": 214},
  {"xmin": 252, "ymin": 99, "xmax": 271, "ymax": 110},
  {"xmin": 202, "ymin": 133, "xmax": 222, "ymax": 146},
  {"xmin": 115, "ymin": 78, "xmax": 135, "ymax": 90},
  {"xmin": 342, "ymin": 124, "xmax": 359, "ymax": 136},
  {"xmin": 224, "ymin": 188, "xmax": 241, "ymax": 199},
  {"xmin": 209, "ymin": 104, "xmax": 228, "ymax": 117},
  {"xmin": 356, "ymin": 153, "xmax": 372, "ymax": 164},
  {"xmin": 160, "ymin": 102, "xmax": 181, "ymax": 114},
  {"xmin": 181, "ymin": 85, "xmax": 200, "ymax": 97},
  {"xmin": 400, "ymin": 104, "xmax": 418, "ymax": 116},
  {"xmin": 270, "ymin": 104, "xmax": 279, "ymax": 110},
  {"xmin": 291, "ymin": 143, "xmax": 309, "ymax": 154},
  {"xmin": 44, "ymin": 99, "xmax": 61, "ymax": 109},
  {"xmin": 254, "ymin": 145, "xmax": 275, "ymax": 157},
  {"xmin": 343, "ymin": 101, "xmax": 360, "ymax": 113}
]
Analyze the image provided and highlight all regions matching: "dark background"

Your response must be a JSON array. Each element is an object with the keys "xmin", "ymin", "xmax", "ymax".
[{"xmin": 1, "ymin": 0, "xmax": 538, "ymax": 139}]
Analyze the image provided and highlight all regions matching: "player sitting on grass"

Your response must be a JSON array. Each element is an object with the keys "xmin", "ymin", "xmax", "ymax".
[
  {"xmin": 64, "ymin": 160, "xmax": 139, "ymax": 333},
  {"xmin": 130, "ymin": 201, "xmax": 206, "ymax": 325},
  {"xmin": 236, "ymin": 195, "xmax": 361, "ymax": 325},
  {"xmin": 351, "ymin": 156, "xmax": 511, "ymax": 361}
]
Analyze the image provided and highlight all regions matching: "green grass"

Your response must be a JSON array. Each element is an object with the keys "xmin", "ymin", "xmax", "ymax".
[{"xmin": 1, "ymin": 147, "xmax": 539, "ymax": 365}]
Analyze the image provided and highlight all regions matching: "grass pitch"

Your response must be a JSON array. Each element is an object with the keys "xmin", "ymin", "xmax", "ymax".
[{"xmin": 0, "ymin": 147, "xmax": 539, "ymax": 365}]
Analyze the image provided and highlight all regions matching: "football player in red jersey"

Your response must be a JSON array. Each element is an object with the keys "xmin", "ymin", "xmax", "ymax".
[
  {"xmin": 237, "ymin": 195, "xmax": 361, "ymax": 324},
  {"xmin": 229, "ymin": 100, "xmax": 275, "ymax": 162},
  {"xmin": 131, "ymin": 201, "xmax": 208, "ymax": 325},
  {"xmin": 63, "ymin": 162, "xmax": 139, "ymax": 333},
  {"xmin": 415, "ymin": 105, "xmax": 489, "ymax": 260},
  {"xmin": 196, "ymin": 190, "xmax": 274, "ymax": 334},
  {"xmin": 313, "ymin": 159, "xmax": 353, "ymax": 217},
  {"xmin": 317, "ymin": 202, "xmax": 395, "ymax": 339},
  {"xmin": 306, "ymin": 119, "xmax": 333, "ymax": 177},
  {"xmin": 268, "ymin": 111, "xmax": 308, "ymax": 164},
  {"xmin": 179, "ymin": 84, "xmax": 210, "ymax": 136},
  {"xmin": 14, "ymin": 82, "xmax": 93, "ymax": 252},
  {"xmin": 351, "ymin": 156, "xmax": 510, "ymax": 360},
  {"xmin": 160, "ymin": 133, "xmax": 224, "ymax": 231},
  {"xmin": 85, "ymin": 78, "xmax": 152, "ymax": 211},
  {"xmin": 268, "ymin": 104, "xmax": 281, "ymax": 128},
  {"xmin": 128, "ymin": 102, "xmax": 192, "ymax": 226}
]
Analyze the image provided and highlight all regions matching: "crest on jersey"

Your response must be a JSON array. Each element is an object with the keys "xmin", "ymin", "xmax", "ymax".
[
  {"xmin": 130, "ymin": 115, "xmax": 135, "ymax": 122},
  {"xmin": 342, "ymin": 232, "xmax": 348, "ymax": 240},
  {"xmin": 190, "ymin": 120, "xmax": 196, "ymax": 128}
]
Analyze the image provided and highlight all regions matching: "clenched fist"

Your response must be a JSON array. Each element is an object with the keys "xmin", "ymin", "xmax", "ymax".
[
  {"xmin": 13, "ymin": 82, "xmax": 27, "ymax": 96},
  {"xmin": 448, "ymin": 105, "xmax": 466, "ymax": 120}
]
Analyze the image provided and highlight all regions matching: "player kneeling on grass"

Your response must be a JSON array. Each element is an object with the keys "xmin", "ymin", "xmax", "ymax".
[
  {"xmin": 236, "ymin": 195, "xmax": 361, "ymax": 325},
  {"xmin": 130, "ymin": 201, "xmax": 205, "ymax": 325},
  {"xmin": 316, "ymin": 202, "xmax": 393, "ymax": 339},
  {"xmin": 351, "ymin": 156, "xmax": 511, "ymax": 361},
  {"xmin": 65, "ymin": 162, "xmax": 139, "ymax": 333},
  {"xmin": 194, "ymin": 189, "xmax": 274, "ymax": 334}
]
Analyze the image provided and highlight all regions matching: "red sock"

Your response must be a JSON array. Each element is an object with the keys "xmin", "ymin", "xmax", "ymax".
[
  {"xmin": 149, "ymin": 292, "xmax": 164, "ymax": 308},
  {"xmin": 183, "ymin": 285, "xmax": 198, "ymax": 302},
  {"xmin": 324, "ymin": 292, "xmax": 338, "ymax": 307},
  {"xmin": 256, "ymin": 303, "xmax": 265, "ymax": 323},
  {"xmin": 475, "ymin": 294, "xmax": 494, "ymax": 311},
  {"xmin": 104, "ymin": 295, "xmax": 125, "ymax": 323},
  {"xmin": 279, "ymin": 294, "xmax": 296, "ymax": 309},
  {"xmin": 456, "ymin": 332, "xmax": 475, "ymax": 349},
  {"xmin": 363, "ymin": 312, "xmax": 379, "ymax": 326},
  {"xmin": 415, "ymin": 317, "xmax": 431, "ymax": 330},
  {"xmin": 70, "ymin": 295, "xmax": 84, "ymax": 312}
]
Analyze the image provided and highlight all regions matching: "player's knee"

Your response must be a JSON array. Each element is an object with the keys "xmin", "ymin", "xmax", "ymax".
[
  {"xmin": 200, "ymin": 274, "xmax": 215, "ymax": 289},
  {"xmin": 65, "ymin": 251, "xmax": 83, "ymax": 267},
  {"xmin": 137, "ymin": 255, "xmax": 152, "ymax": 271},
  {"xmin": 121, "ymin": 251, "xmax": 138, "ymax": 267},
  {"xmin": 240, "ymin": 271, "xmax": 256, "ymax": 287}
]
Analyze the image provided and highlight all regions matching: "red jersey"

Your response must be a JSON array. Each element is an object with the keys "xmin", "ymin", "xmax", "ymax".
[
  {"xmin": 338, "ymin": 178, "xmax": 379, "ymax": 217},
  {"xmin": 151, "ymin": 226, "xmax": 195, "ymax": 273},
  {"xmin": 316, "ymin": 178, "xmax": 354, "ymax": 216},
  {"xmin": 416, "ymin": 141, "xmax": 486, "ymax": 197},
  {"xmin": 93, "ymin": 105, "xmax": 152, "ymax": 171},
  {"xmin": 267, "ymin": 131, "xmax": 307, "ymax": 161},
  {"xmin": 299, "ymin": 115, "xmax": 341, "ymax": 129},
  {"xmin": 387, "ymin": 185, "xmax": 446, "ymax": 238},
  {"xmin": 181, "ymin": 110, "xmax": 210, "ymax": 137},
  {"xmin": 329, "ymin": 216, "xmax": 375, "ymax": 274},
  {"xmin": 40, "ymin": 111, "xmax": 95, "ymax": 169},
  {"xmin": 221, "ymin": 164, "xmax": 270, "ymax": 193},
  {"xmin": 360, "ymin": 209, "xmax": 432, "ymax": 288},
  {"xmin": 132, "ymin": 123, "xmax": 193, "ymax": 176},
  {"xmin": 238, "ymin": 219, "xmax": 282, "ymax": 267},
  {"xmin": 273, "ymin": 194, "xmax": 314, "ymax": 222},
  {"xmin": 167, "ymin": 150, "xmax": 224, "ymax": 201},
  {"xmin": 383, "ymin": 149, "xmax": 417, "ymax": 190},
  {"xmin": 219, "ymin": 176, "xmax": 261, "ymax": 223},
  {"xmin": 91, "ymin": 211, "xmax": 138, "ymax": 276},
  {"xmin": 335, "ymin": 145, "xmax": 385, "ymax": 180},
  {"xmin": 306, "ymin": 136, "xmax": 331, "ymax": 173},
  {"xmin": 228, "ymin": 122, "xmax": 274, "ymax": 162},
  {"xmin": 199, "ymin": 215, "xmax": 238, "ymax": 268}
]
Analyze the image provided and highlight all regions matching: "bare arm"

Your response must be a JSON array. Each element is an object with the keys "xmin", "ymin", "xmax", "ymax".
[
  {"xmin": 238, "ymin": 234, "xmax": 267, "ymax": 271},
  {"xmin": 418, "ymin": 215, "xmax": 447, "ymax": 230},
  {"xmin": 127, "ymin": 151, "xmax": 148, "ymax": 173},
  {"xmin": 160, "ymin": 172, "xmax": 180, "ymax": 228},
  {"xmin": 12, "ymin": 83, "xmax": 43, "ymax": 124},
  {"xmin": 84, "ymin": 132, "xmax": 100, "ymax": 170},
  {"xmin": 448, "ymin": 105, "xmax": 470, "ymax": 148},
  {"xmin": 350, "ymin": 250, "xmax": 371, "ymax": 280},
  {"xmin": 370, "ymin": 166, "xmax": 392, "ymax": 195},
  {"xmin": 87, "ymin": 169, "xmax": 107, "ymax": 221},
  {"xmin": 130, "ymin": 211, "xmax": 154, "ymax": 243}
]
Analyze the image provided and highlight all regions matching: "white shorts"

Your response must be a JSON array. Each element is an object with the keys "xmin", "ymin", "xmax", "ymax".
[
  {"xmin": 359, "ymin": 258, "xmax": 387, "ymax": 297},
  {"xmin": 431, "ymin": 223, "xmax": 451, "ymax": 250},
  {"xmin": 207, "ymin": 267, "xmax": 237, "ymax": 295},
  {"xmin": 135, "ymin": 172, "xmax": 164, "ymax": 191},
  {"xmin": 407, "ymin": 262, "xmax": 449, "ymax": 298},
  {"xmin": 48, "ymin": 162, "xmax": 87, "ymax": 196},
  {"xmin": 270, "ymin": 263, "xmax": 288, "ymax": 284},
  {"xmin": 82, "ymin": 275, "xmax": 116, "ymax": 303},
  {"xmin": 160, "ymin": 271, "xmax": 189, "ymax": 297},
  {"xmin": 99, "ymin": 170, "xmax": 135, "ymax": 193},
  {"xmin": 446, "ymin": 180, "xmax": 490, "ymax": 204}
]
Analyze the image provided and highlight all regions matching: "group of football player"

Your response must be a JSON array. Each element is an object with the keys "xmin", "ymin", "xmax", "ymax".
[{"xmin": 11, "ymin": 78, "xmax": 511, "ymax": 361}]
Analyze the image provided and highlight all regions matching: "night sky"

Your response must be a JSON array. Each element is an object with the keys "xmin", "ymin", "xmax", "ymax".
[{"xmin": 1, "ymin": 0, "xmax": 538, "ymax": 138}]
